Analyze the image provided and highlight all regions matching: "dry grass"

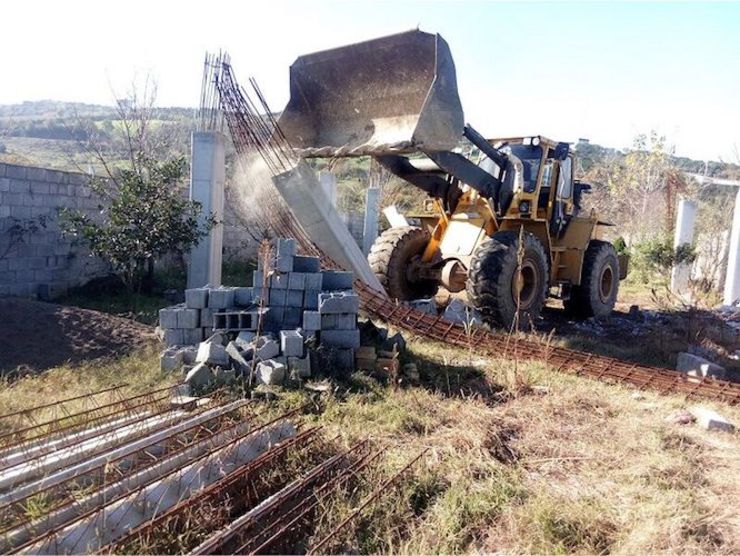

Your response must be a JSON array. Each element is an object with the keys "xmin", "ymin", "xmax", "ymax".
[{"xmin": 2, "ymin": 336, "xmax": 739, "ymax": 554}]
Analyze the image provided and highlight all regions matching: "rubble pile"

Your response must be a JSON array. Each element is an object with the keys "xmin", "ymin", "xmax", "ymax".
[{"xmin": 157, "ymin": 238, "xmax": 407, "ymax": 392}]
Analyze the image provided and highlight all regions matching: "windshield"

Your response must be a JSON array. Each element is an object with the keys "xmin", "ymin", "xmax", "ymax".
[{"xmin": 504, "ymin": 144, "xmax": 542, "ymax": 193}]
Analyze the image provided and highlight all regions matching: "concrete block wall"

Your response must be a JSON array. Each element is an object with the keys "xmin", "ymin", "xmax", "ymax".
[
  {"xmin": 0, "ymin": 161, "xmax": 260, "ymax": 299},
  {"xmin": 0, "ymin": 162, "xmax": 108, "ymax": 298}
]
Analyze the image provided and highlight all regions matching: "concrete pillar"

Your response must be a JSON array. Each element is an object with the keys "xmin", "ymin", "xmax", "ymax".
[
  {"xmin": 670, "ymin": 198, "xmax": 698, "ymax": 296},
  {"xmin": 723, "ymin": 188, "xmax": 740, "ymax": 305},
  {"xmin": 188, "ymin": 132, "xmax": 225, "ymax": 289},
  {"xmin": 319, "ymin": 171, "xmax": 337, "ymax": 207},
  {"xmin": 362, "ymin": 187, "xmax": 380, "ymax": 255}
]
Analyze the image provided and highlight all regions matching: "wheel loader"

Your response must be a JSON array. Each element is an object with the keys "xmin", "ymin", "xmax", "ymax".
[{"xmin": 278, "ymin": 30, "xmax": 628, "ymax": 328}]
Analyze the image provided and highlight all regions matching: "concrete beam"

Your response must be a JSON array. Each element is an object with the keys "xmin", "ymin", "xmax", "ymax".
[{"xmin": 670, "ymin": 198, "xmax": 698, "ymax": 296}]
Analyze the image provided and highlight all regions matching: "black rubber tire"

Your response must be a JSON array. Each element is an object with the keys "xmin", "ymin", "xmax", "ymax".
[
  {"xmin": 467, "ymin": 230, "xmax": 549, "ymax": 329},
  {"xmin": 368, "ymin": 226, "xmax": 439, "ymax": 301},
  {"xmin": 564, "ymin": 240, "xmax": 619, "ymax": 318}
]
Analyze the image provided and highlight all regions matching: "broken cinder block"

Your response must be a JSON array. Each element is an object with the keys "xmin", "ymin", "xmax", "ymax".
[
  {"xmin": 319, "ymin": 292, "xmax": 359, "ymax": 314},
  {"xmin": 195, "ymin": 341, "xmax": 230, "ymax": 366},
  {"xmin": 280, "ymin": 330, "xmax": 304, "ymax": 357}
]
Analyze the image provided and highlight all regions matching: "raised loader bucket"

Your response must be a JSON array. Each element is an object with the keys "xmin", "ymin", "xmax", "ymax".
[{"xmin": 278, "ymin": 30, "xmax": 464, "ymax": 157}]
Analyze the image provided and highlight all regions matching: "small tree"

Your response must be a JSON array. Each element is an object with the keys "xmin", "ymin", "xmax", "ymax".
[{"xmin": 60, "ymin": 156, "xmax": 214, "ymax": 303}]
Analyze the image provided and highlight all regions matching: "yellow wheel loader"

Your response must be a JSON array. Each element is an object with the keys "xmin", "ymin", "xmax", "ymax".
[{"xmin": 278, "ymin": 30, "xmax": 628, "ymax": 328}]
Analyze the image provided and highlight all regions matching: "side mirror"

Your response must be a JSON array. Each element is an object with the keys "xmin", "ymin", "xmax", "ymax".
[{"xmin": 554, "ymin": 142, "xmax": 569, "ymax": 160}]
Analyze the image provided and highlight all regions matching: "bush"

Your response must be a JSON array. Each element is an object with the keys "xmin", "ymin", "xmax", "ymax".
[{"xmin": 632, "ymin": 236, "xmax": 696, "ymax": 282}]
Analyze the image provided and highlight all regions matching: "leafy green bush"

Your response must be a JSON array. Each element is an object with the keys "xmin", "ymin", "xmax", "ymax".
[{"xmin": 632, "ymin": 236, "xmax": 696, "ymax": 282}]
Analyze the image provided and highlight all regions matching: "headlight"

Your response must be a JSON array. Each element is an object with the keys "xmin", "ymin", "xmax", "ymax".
[{"xmin": 519, "ymin": 201, "xmax": 530, "ymax": 213}]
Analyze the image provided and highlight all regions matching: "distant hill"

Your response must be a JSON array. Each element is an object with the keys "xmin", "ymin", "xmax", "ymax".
[{"xmin": 1, "ymin": 101, "xmax": 738, "ymax": 180}]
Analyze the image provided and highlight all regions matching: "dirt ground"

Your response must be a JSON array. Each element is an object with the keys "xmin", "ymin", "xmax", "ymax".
[{"xmin": 0, "ymin": 298, "xmax": 156, "ymax": 375}]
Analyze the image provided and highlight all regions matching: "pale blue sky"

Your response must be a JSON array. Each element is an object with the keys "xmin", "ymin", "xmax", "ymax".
[{"xmin": 2, "ymin": 1, "xmax": 739, "ymax": 161}]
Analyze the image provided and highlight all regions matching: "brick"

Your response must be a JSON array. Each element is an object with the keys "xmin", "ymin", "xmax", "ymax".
[
  {"xmin": 0, "ymin": 178, "xmax": 9, "ymax": 192},
  {"xmin": 26, "ymin": 167, "xmax": 48, "ymax": 181},
  {"xmin": 292, "ymin": 255, "xmax": 320, "ymax": 273},
  {"xmin": 10, "ymin": 206, "xmax": 31, "ymax": 219},
  {"xmin": 288, "ymin": 356, "xmax": 311, "ymax": 378},
  {"xmin": 159, "ymin": 306, "xmax": 182, "ymax": 329},
  {"xmin": 208, "ymin": 287, "xmax": 235, "ymax": 309},
  {"xmin": 9, "ymin": 180, "xmax": 30, "ymax": 194},
  {"xmin": 319, "ymin": 292, "xmax": 359, "ymax": 314},
  {"xmin": 30, "ymin": 181, "xmax": 50, "ymax": 195},
  {"xmin": 185, "ymin": 288, "xmax": 209, "ymax": 309},
  {"xmin": 177, "ymin": 308, "xmax": 200, "ymax": 329},
  {"xmin": 321, "ymin": 270, "xmax": 353, "ymax": 290},
  {"xmin": 280, "ymin": 330, "xmax": 304, "ymax": 357},
  {"xmin": 304, "ymin": 290, "xmax": 321, "ymax": 310},
  {"xmin": 320, "ymin": 329, "xmax": 360, "ymax": 348},
  {"xmin": 269, "ymin": 288, "xmax": 287, "ymax": 306},
  {"xmin": 234, "ymin": 287, "xmax": 253, "ymax": 306},
  {"xmin": 5, "ymin": 165, "xmax": 26, "ymax": 179},
  {"xmin": 0, "ymin": 206, "xmax": 9, "ymax": 218},
  {"xmin": 303, "ymin": 310, "xmax": 321, "ymax": 332},
  {"xmin": 288, "ymin": 272, "xmax": 306, "ymax": 290},
  {"xmin": 304, "ymin": 272, "xmax": 323, "ymax": 290},
  {"xmin": 286, "ymin": 289, "xmax": 303, "ymax": 308},
  {"xmin": 196, "ymin": 341, "xmax": 230, "ymax": 366},
  {"xmin": 277, "ymin": 238, "xmax": 297, "ymax": 258}
]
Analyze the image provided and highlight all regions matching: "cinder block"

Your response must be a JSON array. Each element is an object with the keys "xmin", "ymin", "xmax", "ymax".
[
  {"xmin": 185, "ymin": 288, "xmax": 209, "ymax": 309},
  {"xmin": 293, "ymin": 255, "xmax": 321, "ymax": 273},
  {"xmin": 280, "ymin": 330, "xmax": 304, "ymax": 357},
  {"xmin": 255, "ymin": 337, "xmax": 280, "ymax": 361},
  {"xmin": 286, "ymin": 289, "xmax": 304, "ymax": 308},
  {"xmin": 321, "ymin": 270, "xmax": 354, "ymax": 290},
  {"xmin": 163, "ymin": 328, "xmax": 184, "ymax": 346},
  {"xmin": 253, "ymin": 287, "xmax": 265, "ymax": 303},
  {"xmin": 252, "ymin": 270, "xmax": 265, "ymax": 288},
  {"xmin": 332, "ymin": 348, "xmax": 356, "ymax": 371},
  {"xmin": 234, "ymin": 287, "xmax": 253, "ymax": 306},
  {"xmin": 159, "ymin": 306, "xmax": 182, "ymax": 329},
  {"xmin": 235, "ymin": 331, "xmax": 256, "ymax": 349},
  {"xmin": 690, "ymin": 406, "xmax": 735, "ymax": 432},
  {"xmin": 288, "ymin": 356, "xmax": 312, "ymax": 378},
  {"xmin": 319, "ymin": 292, "xmax": 359, "ymax": 314},
  {"xmin": 177, "ymin": 308, "xmax": 200, "ymax": 329},
  {"xmin": 159, "ymin": 347, "xmax": 183, "ymax": 372},
  {"xmin": 185, "ymin": 362, "xmax": 215, "ymax": 389},
  {"xmin": 200, "ymin": 308, "xmax": 214, "ymax": 328},
  {"xmin": 266, "ymin": 306, "xmax": 285, "ymax": 329},
  {"xmin": 320, "ymin": 329, "xmax": 361, "ymax": 348},
  {"xmin": 270, "ymin": 273, "xmax": 289, "ymax": 289},
  {"xmin": 303, "ymin": 310, "xmax": 321, "ymax": 332},
  {"xmin": 321, "ymin": 313, "xmax": 356, "ymax": 330},
  {"xmin": 304, "ymin": 273, "xmax": 323, "ymax": 290},
  {"xmin": 208, "ymin": 287, "xmax": 235, "ymax": 309},
  {"xmin": 277, "ymin": 238, "xmax": 297, "ymax": 258},
  {"xmin": 257, "ymin": 359, "xmax": 285, "ymax": 385},
  {"xmin": 196, "ymin": 341, "xmax": 230, "ymax": 366},
  {"xmin": 226, "ymin": 341, "xmax": 251, "ymax": 374},
  {"xmin": 269, "ymin": 288, "xmax": 287, "ymax": 306},
  {"xmin": 182, "ymin": 328, "xmax": 204, "ymax": 345},
  {"xmin": 275, "ymin": 256, "xmax": 293, "ymax": 273},
  {"xmin": 304, "ymin": 290, "xmax": 321, "ymax": 310},
  {"xmin": 288, "ymin": 272, "xmax": 306, "ymax": 290},
  {"xmin": 676, "ymin": 352, "xmax": 726, "ymax": 380},
  {"xmin": 284, "ymin": 307, "xmax": 302, "ymax": 327}
]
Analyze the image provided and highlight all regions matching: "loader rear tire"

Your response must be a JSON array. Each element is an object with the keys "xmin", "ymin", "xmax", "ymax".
[
  {"xmin": 368, "ymin": 226, "xmax": 439, "ymax": 301},
  {"xmin": 467, "ymin": 231, "xmax": 548, "ymax": 329},
  {"xmin": 564, "ymin": 240, "xmax": 619, "ymax": 318}
]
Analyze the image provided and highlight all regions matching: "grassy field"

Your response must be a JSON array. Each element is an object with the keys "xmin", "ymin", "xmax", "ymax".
[{"xmin": 1, "ymin": 333, "xmax": 738, "ymax": 554}]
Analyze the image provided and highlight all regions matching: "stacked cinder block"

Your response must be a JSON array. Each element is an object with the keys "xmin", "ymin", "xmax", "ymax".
[{"xmin": 159, "ymin": 237, "xmax": 365, "ymax": 388}]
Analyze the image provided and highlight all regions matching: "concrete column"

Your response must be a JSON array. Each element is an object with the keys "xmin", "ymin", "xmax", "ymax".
[
  {"xmin": 319, "ymin": 171, "xmax": 337, "ymax": 207},
  {"xmin": 723, "ymin": 188, "xmax": 740, "ymax": 305},
  {"xmin": 362, "ymin": 187, "xmax": 380, "ymax": 255},
  {"xmin": 188, "ymin": 131, "xmax": 225, "ymax": 289},
  {"xmin": 670, "ymin": 198, "xmax": 698, "ymax": 296}
]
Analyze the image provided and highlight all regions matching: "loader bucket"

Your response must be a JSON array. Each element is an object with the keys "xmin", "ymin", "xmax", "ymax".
[{"xmin": 278, "ymin": 30, "xmax": 464, "ymax": 157}]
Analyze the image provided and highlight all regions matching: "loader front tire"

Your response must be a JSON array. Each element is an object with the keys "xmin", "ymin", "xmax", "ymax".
[
  {"xmin": 467, "ymin": 231, "xmax": 548, "ymax": 329},
  {"xmin": 564, "ymin": 240, "xmax": 619, "ymax": 318},
  {"xmin": 368, "ymin": 226, "xmax": 439, "ymax": 301}
]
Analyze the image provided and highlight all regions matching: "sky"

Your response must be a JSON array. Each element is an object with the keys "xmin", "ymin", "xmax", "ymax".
[{"xmin": 2, "ymin": 0, "xmax": 739, "ymax": 162}]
